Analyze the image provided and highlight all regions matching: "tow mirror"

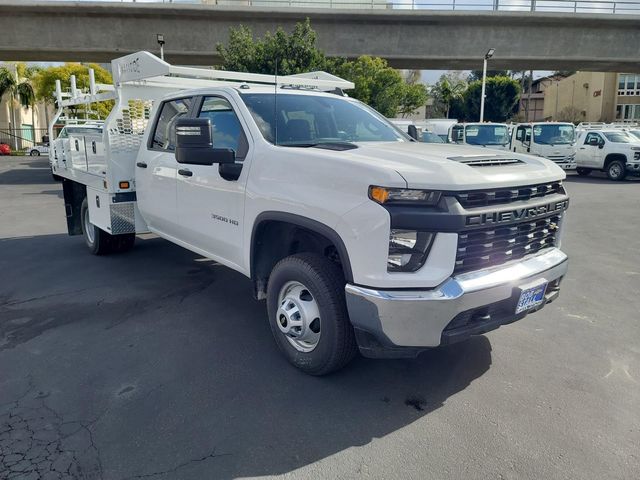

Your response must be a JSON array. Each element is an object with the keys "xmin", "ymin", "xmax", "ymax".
[
  {"xmin": 407, "ymin": 124, "xmax": 419, "ymax": 141},
  {"xmin": 175, "ymin": 117, "xmax": 235, "ymax": 165}
]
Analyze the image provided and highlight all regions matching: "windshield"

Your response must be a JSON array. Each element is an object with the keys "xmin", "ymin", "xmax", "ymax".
[
  {"xmin": 465, "ymin": 125, "xmax": 509, "ymax": 145},
  {"xmin": 240, "ymin": 93, "xmax": 406, "ymax": 146},
  {"xmin": 422, "ymin": 132, "xmax": 444, "ymax": 143},
  {"xmin": 603, "ymin": 131, "xmax": 636, "ymax": 143},
  {"xmin": 533, "ymin": 124, "xmax": 575, "ymax": 145}
]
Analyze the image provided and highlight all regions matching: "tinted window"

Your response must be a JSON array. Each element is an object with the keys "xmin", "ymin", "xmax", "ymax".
[
  {"xmin": 240, "ymin": 93, "xmax": 405, "ymax": 145},
  {"xmin": 422, "ymin": 132, "xmax": 444, "ymax": 143},
  {"xmin": 198, "ymin": 97, "xmax": 247, "ymax": 158},
  {"xmin": 533, "ymin": 124, "xmax": 575, "ymax": 145},
  {"xmin": 584, "ymin": 132, "xmax": 602, "ymax": 145},
  {"xmin": 151, "ymin": 97, "xmax": 192, "ymax": 151},
  {"xmin": 465, "ymin": 125, "xmax": 509, "ymax": 146},
  {"xmin": 603, "ymin": 131, "xmax": 634, "ymax": 143}
]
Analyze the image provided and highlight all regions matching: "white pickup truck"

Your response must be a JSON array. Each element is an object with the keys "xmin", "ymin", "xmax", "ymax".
[
  {"xmin": 49, "ymin": 52, "xmax": 570, "ymax": 375},
  {"xmin": 575, "ymin": 129, "xmax": 640, "ymax": 180}
]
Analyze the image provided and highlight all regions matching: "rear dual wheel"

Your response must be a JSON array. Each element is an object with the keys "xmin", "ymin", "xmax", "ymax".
[
  {"xmin": 266, "ymin": 253, "xmax": 357, "ymax": 375},
  {"xmin": 80, "ymin": 198, "xmax": 135, "ymax": 255}
]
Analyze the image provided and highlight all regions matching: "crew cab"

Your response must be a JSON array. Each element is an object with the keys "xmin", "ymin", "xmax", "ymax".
[
  {"xmin": 575, "ymin": 129, "xmax": 640, "ymax": 180},
  {"xmin": 511, "ymin": 122, "xmax": 577, "ymax": 171},
  {"xmin": 49, "ymin": 52, "xmax": 570, "ymax": 375}
]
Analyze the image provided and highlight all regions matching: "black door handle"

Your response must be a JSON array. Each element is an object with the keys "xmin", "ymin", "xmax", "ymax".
[
  {"xmin": 178, "ymin": 169, "xmax": 193, "ymax": 177},
  {"xmin": 136, "ymin": 162, "xmax": 147, "ymax": 168}
]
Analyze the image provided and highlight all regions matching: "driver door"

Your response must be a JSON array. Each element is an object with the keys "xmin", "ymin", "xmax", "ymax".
[
  {"xmin": 579, "ymin": 132, "xmax": 603, "ymax": 167},
  {"xmin": 176, "ymin": 95, "xmax": 250, "ymax": 270}
]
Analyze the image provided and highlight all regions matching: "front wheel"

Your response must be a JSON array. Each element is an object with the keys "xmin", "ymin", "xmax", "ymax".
[
  {"xmin": 30, "ymin": 150, "xmax": 40, "ymax": 156},
  {"xmin": 576, "ymin": 167, "xmax": 591, "ymax": 176},
  {"xmin": 606, "ymin": 160, "xmax": 627, "ymax": 181},
  {"xmin": 266, "ymin": 253, "xmax": 357, "ymax": 375}
]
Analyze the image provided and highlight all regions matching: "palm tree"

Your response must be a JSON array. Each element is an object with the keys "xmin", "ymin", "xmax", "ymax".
[
  {"xmin": 436, "ymin": 77, "xmax": 466, "ymax": 118},
  {"xmin": 0, "ymin": 64, "xmax": 36, "ymax": 148}
]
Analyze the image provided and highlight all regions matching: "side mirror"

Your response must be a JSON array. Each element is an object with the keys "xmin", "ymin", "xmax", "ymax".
[
  {"xmin": 598, "ymin": 142, "xmax": 605, "ymax": 149},
  {"xmin": 175, "ymin": 118, "xmax": 235, "ymax": 165},
  {"xmin": 407, "ymin": 125, "xmax": 419, "ymax": 141}
]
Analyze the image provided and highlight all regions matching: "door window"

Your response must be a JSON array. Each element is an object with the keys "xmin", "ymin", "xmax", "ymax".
[
  {"xmin": 584, "ymin": 132, "xmax": 602, "ymax": 145},
  {"xmin": 198, "ymin": 97, "xmax": 248, "ymax": 159},
  {"xmin": 150, "ymin": 97, "xmax": 193, "ymax": 151}
]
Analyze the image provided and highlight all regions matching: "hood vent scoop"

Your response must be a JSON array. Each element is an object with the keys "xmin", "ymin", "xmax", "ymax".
[{"xmin": 447, "ymin": 155, "xmax": 523, "ymax": 167}]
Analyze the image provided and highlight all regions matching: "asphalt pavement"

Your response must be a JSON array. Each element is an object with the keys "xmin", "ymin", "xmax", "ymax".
[{"xmin": 1, "ymin": 156, "xmax": 639, "ymax": 480}]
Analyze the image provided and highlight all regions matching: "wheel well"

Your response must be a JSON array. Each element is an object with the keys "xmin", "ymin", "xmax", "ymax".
[
  {"xmin": 604, "ymin": 153, "xmax": 626, "ymax": 167},
  {"xmin": 251, "ymin": 218, "xmax": 351, "ymax": 300},
  {"xmin": 61, "ymin": 180, "xmax": 87, "ymax": 236}
]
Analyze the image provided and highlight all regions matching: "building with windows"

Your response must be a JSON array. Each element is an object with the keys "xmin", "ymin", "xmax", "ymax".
[
  {"xmin": 519, "ymin": 75, "xmax": 565, "ymax": 122},
  {"xmin": 542, "ymin": 72, "xmax": 640, "ymax": 123}
]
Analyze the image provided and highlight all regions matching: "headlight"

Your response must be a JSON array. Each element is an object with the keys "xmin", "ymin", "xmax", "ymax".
[
  {"xmin": 387, "ymin": 229, "xmax": 435, "ymax": 272},
  {"xmin": 369, "ymin": 186, "xmax": 441, "ymax": 206}
]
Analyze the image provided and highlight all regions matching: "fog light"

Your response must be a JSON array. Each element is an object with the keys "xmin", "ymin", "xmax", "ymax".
[{"xmin": 388, "ymin": 230, "xmax": 435, "ymax": 272}]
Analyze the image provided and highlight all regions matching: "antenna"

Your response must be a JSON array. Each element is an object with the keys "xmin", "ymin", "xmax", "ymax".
[{"xmin": 274, "ymin": 58, "xmax": 278, "ymax": 146}]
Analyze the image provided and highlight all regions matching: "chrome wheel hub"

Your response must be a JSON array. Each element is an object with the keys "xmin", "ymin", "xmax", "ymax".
[{"xmin": 277, "ymin": 281, "xmax": 321, "ymax": 353}]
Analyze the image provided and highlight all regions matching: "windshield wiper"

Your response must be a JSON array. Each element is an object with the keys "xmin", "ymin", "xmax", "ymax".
[{"xmin": 279, "ymin": 141, "xmax": 358, "ymax": 151}]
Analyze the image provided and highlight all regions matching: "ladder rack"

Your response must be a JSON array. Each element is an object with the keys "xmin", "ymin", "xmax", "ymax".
[{"xmin": 55, "ymin": 51, "xmax": 355, "ymax": 109}]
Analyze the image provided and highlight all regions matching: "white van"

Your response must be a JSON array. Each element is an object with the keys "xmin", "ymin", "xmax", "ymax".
[{"xmin": 449, "ymin": 123, "xmax": 510, "ymax": 150}]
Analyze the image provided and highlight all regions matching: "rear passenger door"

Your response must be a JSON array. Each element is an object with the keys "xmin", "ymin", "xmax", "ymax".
[
  {"xmin": 136, "ymin": 96, "xmax": 193, "ymax": 238},
  {"xmin": 176, "ymin": 95, "xmax": 250, "ymax": 270}
]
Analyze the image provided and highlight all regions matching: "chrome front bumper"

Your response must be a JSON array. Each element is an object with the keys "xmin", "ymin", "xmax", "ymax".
[{"xmin": 345, "ymin": 248, "xmax": 568, "ymax": 353}]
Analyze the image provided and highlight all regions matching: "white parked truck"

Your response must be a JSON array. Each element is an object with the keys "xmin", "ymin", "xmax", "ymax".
[
  {"xmin": 575, "ymin": 129, "xmax": 640, "ymax": 180},
  {"xmin": 49, "ymin": 52, "xmax": 570, "ymax": 375},
  {"xmin": 511, "ymin": 122, "xmax": 577, "ymax": 170},
  {"xmin": 449, "ymin": 123, "xmax": 511, "ymax": 150}
]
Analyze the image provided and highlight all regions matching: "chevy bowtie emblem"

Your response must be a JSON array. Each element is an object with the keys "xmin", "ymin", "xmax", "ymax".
[{"xmin": 549, "ymin": 223, "xmax": 559, "ymax": 230}]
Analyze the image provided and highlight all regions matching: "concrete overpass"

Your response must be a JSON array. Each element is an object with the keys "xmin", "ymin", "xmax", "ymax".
[{"xmin": 0, "ymin": 1, "xmax": 639, "ymax": 72}]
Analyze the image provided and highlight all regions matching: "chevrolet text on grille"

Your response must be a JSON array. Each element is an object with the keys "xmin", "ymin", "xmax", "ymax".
[{"xmin": 465, "ymin": 200, "xmax": 569, "ymax": 226}]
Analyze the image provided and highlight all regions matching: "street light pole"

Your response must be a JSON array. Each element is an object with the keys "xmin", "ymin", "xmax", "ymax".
[
  {"xmin": 156, "ymin": 34, "xmax": 165, "ymax": 61},
  {"xmin": 480, "ymin": 48, "xmax": 495, "ymax": 122}
]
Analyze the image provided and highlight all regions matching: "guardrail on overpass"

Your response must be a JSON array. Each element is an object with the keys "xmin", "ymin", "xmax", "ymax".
[
  {"xmin": 121, "ymin": 0, "xmax": 640, "ymax": 15},
  {"xmin": 0, "ymin": 1, "xmax": 639, "ymax": 72}
]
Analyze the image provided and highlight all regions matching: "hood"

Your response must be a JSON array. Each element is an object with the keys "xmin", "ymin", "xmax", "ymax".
[{"xmin": 339, "ymin": 142, "xmax": 566, "ymax": 190}]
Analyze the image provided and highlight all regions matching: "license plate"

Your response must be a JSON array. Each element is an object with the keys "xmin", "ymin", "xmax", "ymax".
[{"xmin": 515, "ymin": 281, "xmax": 548, "ymax": 314}]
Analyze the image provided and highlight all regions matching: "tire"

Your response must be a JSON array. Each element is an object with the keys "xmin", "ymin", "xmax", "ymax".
[
  {"xmin": 30, "ymin": 150, "xmax": 40, "ymax": 156},
  {"xmin": 81, "ymin": 198, "xmax": 111, "ymax": 255},
  {"xmin": 80, "ymin": 198, "xmax": 134, "ymax": 256},
  {"xmin": 266, "ymin": 253, "xmax": 357, "ymax": 375},
  {"xmin": 606, "ymin": 160, "xmax": 627, "ymax": 181},
  {"xmin": 576, "ymin": 167, "xmax": 591, "ymax": 176}
]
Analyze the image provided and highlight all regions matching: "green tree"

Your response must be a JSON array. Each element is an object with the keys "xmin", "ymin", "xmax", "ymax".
[
  {"xmin": 216, "ymin": 19, "xmax": 327, "ymax": 76},
  {"xmin": 32, "ymin": 63, "xmax": 113, "ymax": 118},
  {"xmin": 431, "ymin": 72, "xmax": 467, "ymax": 118},
  {"xmin": 0, "ymin": 63, "xmax": 37, "ymax": 147},
  {"xmin": 332, "ymin": 56, "xmax": 427, "ymax": 117},
  {"xmin": 217, "ymin": 20, "xmax": 427, "ymax": 118},
  {"xmin": 467, "ymin": 69, "xmax": 510, "ymax": 82},
  {"xmin": 463, "ymin": 75, "xmax": 522, "ymax": 122}
]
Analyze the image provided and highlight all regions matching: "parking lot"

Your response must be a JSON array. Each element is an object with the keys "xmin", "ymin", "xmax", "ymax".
[{"xmin": 1, "ymin": 155, "xmax": 639, "ymax": 480}]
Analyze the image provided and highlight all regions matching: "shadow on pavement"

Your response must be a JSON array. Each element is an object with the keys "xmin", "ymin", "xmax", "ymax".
[
  {"xmin": 0, "ymin": 234, "xmax": 492, "ymax": 480},
  {"xmin": 0, "ymin": 158, "xmax": 54, "ymax": 186}
]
